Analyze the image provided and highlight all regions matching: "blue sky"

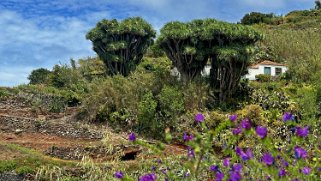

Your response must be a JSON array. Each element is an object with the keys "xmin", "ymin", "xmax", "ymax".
[{"xmin": 0, "ymin": 0, "xmax": 314, "ymax": 86}]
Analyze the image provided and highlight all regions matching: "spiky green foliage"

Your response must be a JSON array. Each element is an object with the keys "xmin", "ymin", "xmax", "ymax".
[
  {"xmin": 158, "ymin": 18, "xmax": 261, "ymax": 88},
  {"xmin": 86, "ymin": 17, "xmax": 156, "ymax": 76}
]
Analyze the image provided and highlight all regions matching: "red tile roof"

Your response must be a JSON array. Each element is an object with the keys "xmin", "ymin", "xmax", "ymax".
[{"xmin": 249, "ymin": 60, "xmax": 287, "ymax": 69}]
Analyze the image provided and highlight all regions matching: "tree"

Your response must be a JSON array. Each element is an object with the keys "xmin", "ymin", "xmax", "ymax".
[
  {"xmin": 28, "ymin": 68, "xmax": 51, "ymax": 85},
  {"xmin": 240, "ymin": 12, "xmax": 275, "ymax": 25},
  {"xmin": 158, "ymin": 19, "xmax": 262, "ymax": 102},
  {"xmin": 86, "ymin": 17, "xmax": 156, "ymax": 76},
  {"xmin": 315, "ymin": 0, "xmax": 321, "ymax": 9},
  {"xmin": 207, "ymin": 23, "xmax": 262, "ymax": 102},
  {"xmin": 157, "ymin": 20, "xmax": 211, "ymax": 83}
]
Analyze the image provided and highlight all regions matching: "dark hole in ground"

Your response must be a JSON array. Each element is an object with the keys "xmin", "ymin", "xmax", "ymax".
[{"xmin": 120, "ymin": 151, "xmax": 138, "ymax": 161}]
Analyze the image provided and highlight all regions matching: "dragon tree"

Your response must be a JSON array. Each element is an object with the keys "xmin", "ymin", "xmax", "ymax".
[{"xmin": 86, "ymin": 17, "xmax": 156, "ymax": 76}]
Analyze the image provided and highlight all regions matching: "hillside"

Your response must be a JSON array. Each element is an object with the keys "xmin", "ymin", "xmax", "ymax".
[
  {"xmin": 1, "ymin": 7, "xmax": 321, "ymax": 181},
  {"xmin": 251, "ymin": 9, "xmax": 321, "ymax": 82}
]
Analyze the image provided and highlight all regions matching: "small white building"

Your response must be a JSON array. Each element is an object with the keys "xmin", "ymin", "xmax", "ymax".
[
  {"xmin": 171, "ymin": 60, "xmax": 287, "ymax": 80},
  {"xmin": 245, "ymin": 60, "xmax": 287, "ymax": 80}
]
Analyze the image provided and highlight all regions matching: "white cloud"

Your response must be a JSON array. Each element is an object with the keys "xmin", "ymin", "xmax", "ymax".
[
  {"xmin": 0, "ymin": 66, "xmax": 34, "ymax": 87},
  {"xmin": 0, "ymin": 10, "xmax": 99, "ymax": 86}
]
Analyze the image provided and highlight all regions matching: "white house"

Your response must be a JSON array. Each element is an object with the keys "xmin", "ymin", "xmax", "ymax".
[
  {"xmin": 171, "ymin": 60, "xmax": 288, "ymax": 80},
  {"xmin": 245, "ymin": 60, "xmax": 288, "ymax": 80}
]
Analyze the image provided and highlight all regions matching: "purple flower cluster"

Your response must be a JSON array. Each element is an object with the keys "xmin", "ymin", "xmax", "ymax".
[
  {"xmin": 296, "ymin": 126, "xmax": 309, "ymax": 137},
  {"xmin": 236, "ymin": 147, "xmax": 253, "ymax": 161},
  {"xmin": 125, "ymin": 112, "xmax": 315, "ymax": 180},
  {"xmin": 241, "ymin": 119, "xmax": 251, "ymax": 129},
  {"xmin": 283, "ymin": 112, "xmax": 294, "ymax": 121},
  {"xmin": 229, "ymin": 114, "xmax": 237, "ymax": 122},
  {"xmin": 294, "ymin": 146, "xmax": 308, "ymax": 159},
  {"xmin": 262, "ymin": 153, "xmax": 274, "ymax": 166},
  {"xmin": 231, "ymin": 117, "xmax": 252, "ymax": 135},
  {"xmin": 128, "ymin": 132, "xmax": 136, "ymax": 142},
  {"xmin": 183, "ymin": 132, "xmax": 194, "ymax": 141},
  {"xmin": 187, "ymin": 146, "xmax": 195, "ymax": 158},
  {"xmin": 139, "ymin": 173, "xmax": 157, "ymax": 181},
  {"xmin": 195, "ymin": 113, "xmax": 205, "ymax": 122},
  {"xmin": 114, "ymin": 171, "xmax": 124, "ymax": 179},
  {"xmin": 256, "ymin": 126, "xmax": 267, "ymax": 139}
]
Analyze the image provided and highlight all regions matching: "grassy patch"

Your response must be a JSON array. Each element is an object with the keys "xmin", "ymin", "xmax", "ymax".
[{"xmin": 0, "ymin": 143, "xmax": 77, "ymax": 174}]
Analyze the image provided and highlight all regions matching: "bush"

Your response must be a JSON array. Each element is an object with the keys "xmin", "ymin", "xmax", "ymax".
[
  {"xmin": 255, "ymin": 74, "xmax": 272, "ymax": 82},
  {"xmin": 0, "ymin": 88, "xmax": 10, "ymax": 100},
  {"xmin": 158, "ymin": 86, "xmax": 184, "ymax": 117},
  {"xmin": 240, "ymin": 12, "xmax": 277, "ymax": 25},
  {"xmin": 49, "ymin": 64, "xmax": 84, "ymax": 89},
  {"xmin": 15, "ymin": 84, "xmax": 82, "ymax": 113},
  {"xmin": 137, "ymin": 91, "xmax": 158, "ymax": 136},
  {"xmin": 28, "ymin": 68, "xmax": 51, "ymax": 85}
]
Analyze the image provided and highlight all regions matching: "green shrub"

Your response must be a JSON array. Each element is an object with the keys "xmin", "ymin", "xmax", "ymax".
[
  {"xmin": 28, "ymin": 68, "xmax": 51, "ymax": 85},
  {"xmin": 296, "ymin": 85, "xmax": 318, "ymax": 119},
  {"xmin": 0, "ymin": 88, "xmax": 10, "ymax": 100},
  {"xmin": 49, "ymin": 64, "xmax": 85, "ymax": 89},
  {"xmin": 255, "ymin": 74, "xmax": 272, "ymax": 82},
  {"xmin": 137, "ymin": 91, "xmax": 158, "ymax": 136},
  {"xmin": 158, "ymin": 86, "xmax": 184, "ymax": 117}
]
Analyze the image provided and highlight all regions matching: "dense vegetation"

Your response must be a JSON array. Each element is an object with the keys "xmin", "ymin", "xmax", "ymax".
[{"xmin": 1, "ymin": 4, "xmax": 321, "ymax": 181}]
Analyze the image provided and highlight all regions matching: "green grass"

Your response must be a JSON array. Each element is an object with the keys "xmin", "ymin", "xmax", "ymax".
[{"xmin": 0, "ymin": 143, "xmax": 77, "ymax": 174}]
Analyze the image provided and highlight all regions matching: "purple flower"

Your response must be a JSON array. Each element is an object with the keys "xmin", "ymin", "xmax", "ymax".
[
  {"xmin": 229, "ymin": 114, "xmax": 237, "ymax": 122},
  {"xmin": 195, "ymin": 113, "xmax": 205, "ymax": 122},
  {"xmin": 114, "ymin": 171, "xmax": 124, "ymax": 179},
  {"xmin": 229, "ymin": 171, "xmax": 242, "ymax": 181},
  {"xmin": 232, "ymin": 127, "xmax": 242, "ymax": 135},
  {"xmin": 156, "ymin": 158, "xmax": 162, "ymax": 164},
  {"xmin": 187, "ymin": 146, "xmax": 195, "ymax": 158},
  {"xmin": 160, "ymin": 168, "xmax": 167, "ymax": 175},
  {"xmin": 183, "ymin": 132, "xmax": 194, "ymax": 141},
  {"xmin": 294, "ymin": 146, "xmax": 308, "ymax": 159},
  {"xmin": 151, "ymin": 166, "xmax": 156, "ymax": 171},
  {"xmin": 236, "ymin": 147, "xmax": 253, "ymax": 161},
  {"xmin": 256, "ymin": 126, "xmax": 267, "ymax": 139},
  {"xmin": 283, "ymin": 112, "xmax": 294, "ymax": 121},
  {"xmin": 278, "ymin": 168, "xmax": 286, "ymax": 177},
  {"xmin": 139, "ymin": 173, "xmax": 157, "ymax": 181},
  {"xmin": 296, "ymin": 126, "xmax": 309, "ymax": 137},
  {"xmin": 232, "ymin": 164, "xmax": 242, "ymax": 172},
  {"xmin": 215, "ymin": 172, "xmax": 224, "ymax": 181},
  {"xmin": 210, "ymin": 165, "xmax": 220, "ymax": 172},
  {"xmin": 223, "ymin": 158, "xmax": 230, "ymax": 167},
  {"xmin": 281, "ymin": 158, "xmax": 289, "ymax": 167},
  {"xmin": 241, "ymin": 119, "xmax": 251, "ymax": 129},
  {"xmin": 303, "ymin": 167, "xmax": 311, "ymax": 175},
  {"xmin": 262, "ymin": 153, "xmax": 274, "ymax": 166},
  {"xmin": 128, "ymin": 132, "xmax": 136, "ymax": 142}
]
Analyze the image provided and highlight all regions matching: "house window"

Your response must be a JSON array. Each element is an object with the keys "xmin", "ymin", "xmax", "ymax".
[
  {"xmin": 276, "ymin": 68, "xmax": 282, "ymax": 75},
  {"xmin": 264, "ymin": 67, "xmax": 271, "ymax": 75}
]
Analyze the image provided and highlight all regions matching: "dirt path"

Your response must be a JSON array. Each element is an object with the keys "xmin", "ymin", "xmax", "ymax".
[{"xmin": 0, "ymin": 97, "xmax": 186, "ymax": 165}]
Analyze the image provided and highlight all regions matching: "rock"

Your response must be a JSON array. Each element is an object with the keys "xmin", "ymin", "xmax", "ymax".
[
  {"xmin": 0, "ymin": 172, "xmax": 24, "ymax": 181},
  {"xmin": 14, "ymin": 129, "xmax": 23, "ymax": 135}
]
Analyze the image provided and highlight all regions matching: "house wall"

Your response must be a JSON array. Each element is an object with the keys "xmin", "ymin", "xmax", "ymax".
[
  {"xmin": 245, "ymin": 65, "xmax": 288, "ymax": 80},
  {"xmin": 172, "ymin": 64, "xmax": 288, "ymax": 81}
]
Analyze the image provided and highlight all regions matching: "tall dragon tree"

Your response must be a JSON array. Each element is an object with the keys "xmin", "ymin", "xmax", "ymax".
[
  {"xmin": 158, "ymin": 18, "xmax": 262, "ymax": 102},
  {"xmin": 157, "ymin": 21, "xmax": 210, "ymax": 83},
  {"xmin": 86, "ymin": 17, "xmax": 156, "ymax": 76},
  {"xmin": 208, "ymin": 22, "xmax": 262, "ymax": 102}
]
